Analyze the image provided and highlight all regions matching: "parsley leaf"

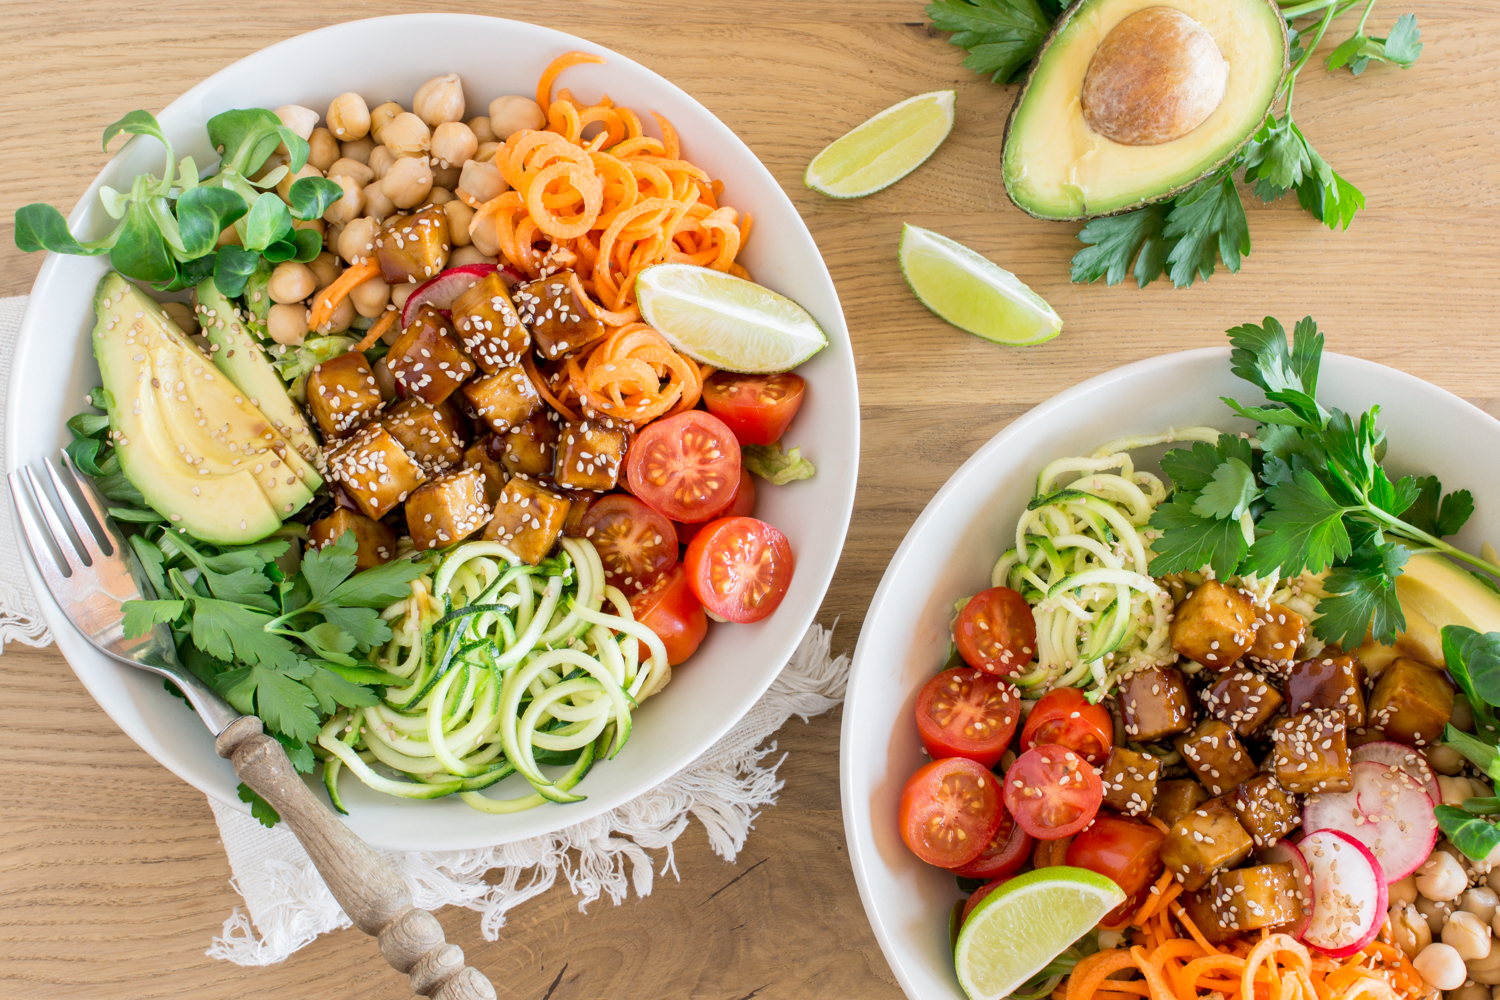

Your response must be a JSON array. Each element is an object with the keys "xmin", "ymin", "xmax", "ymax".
[
  {"xmin": 1192, "ymin": 458, "xmax": 1260, "ymax": 521},
  {"xmin": 238, "ymin": 782, "xmax": 281, "ymax": 828},
  {"xmin": 318, "ymin": 604, "xmax": 391, "ymax": 650},
  {"xmin": 1160, "ymin": 441, "xmax": 1225, "ymax": 494},
  {"xmin": 1070, "ymin": 204, "xmax": 1171, "ymax": 288},
  {"xmin": 122, "ymin": 599, "xmax": 186, "ymax": 638},
  {"xmin": 218, "ymin": 661, "xmax": 320, "ymax": 742},
  {"xmin": 305, "ymin": 665, "xmax": 381, "ymax": 714},
  {"xmin": 1319, "ymin": 541, "xmax": 1410, "ymax": 648},
  {"xmin": 1245, "ymin": 469, "xmax": 1352, "ymax": 576},
  {"xmin": 1163, "ymin": 173, "xmax": 1250, "ymax": 288},
  {"xmin": 925, "ymin": 0, "xmax": 1054, "ymax": 84},
  {"xmin": 300, "ymin": 530, "xmax": 359, "ymax": 601},
  {"xmin": 1405, "ymin": 476, "xmax": 1476, "ymax": 538},
  {"xmin": 183, "ymin": 589, "xmax": 302, "ymax": 673},
  {"xmin": 1148, "ymin": 496, "xmax": 1248, "ymax": 579}
]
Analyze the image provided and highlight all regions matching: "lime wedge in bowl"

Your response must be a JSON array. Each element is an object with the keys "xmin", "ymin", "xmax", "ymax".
[
  {"xmin": 899, "ymin": 224, "xmax": 1063, "ymax": 346},
  {"xmin": 954, "ymin": 867, "xmax": 1125, "ymax": 1000},
  {"xmin": 806, "ymin": 90, "xmax": 956, "ymax": 199},
  {"xmin": 636, "ymin": 263, "xmax": 827, "ymax": 373}
]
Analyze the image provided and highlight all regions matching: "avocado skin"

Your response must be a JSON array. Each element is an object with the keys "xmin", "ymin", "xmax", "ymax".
[{"xmin": 1000, "ymin": 0, "xmax": 1289, "ymax": 222}]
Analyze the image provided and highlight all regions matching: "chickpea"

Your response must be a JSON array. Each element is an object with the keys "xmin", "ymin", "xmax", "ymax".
[
  {"xmin": 443, "ymin": 200, "xmax": 475, "ymax": 246},
  {"xmin": 1466, "ymin": 888, "xmax": 1500, "ymax": 925},
  {"xmin": 1455, "ymin": 695, "xmax": 1477, "ymax": 732},
  {"xmin": 369, "ymin": 101, "xmax": 404, "ymax": 144},
  {"xmin": 431, "ymin": 164, "xmax": 462, "ymax": 192},
  {"xmin": 274, "ymin": 104, "xmax": 319, "ymax": 140},
  {"xmin": 414, "ymin": 73, "xmax": 466, "ymax": 126},
  {"xmin": 216, "ymin": 224, "xmax": 241, "ymax": 247},
  {"xmin": 1421, "ymin": 852, "xmax": 1471, "ymax": 903},
  {"xmin": 324, "ymin": 223, "xmax": 342, "ymax": 254},
  {"xmin": 469, "ymin": 205, "xmax": 501, "ymax": 257},
  {"xmin": 267, "ymin": 303, "xmax": 310, "ymax": 346},
  {"xmin": 390, "ymin": 283, "xmax": 416, "ymax": 312},
  {"xmin": 340, "ymin": 136, "xmax": 376, "ymax": 165},
  {"xmin": 338, "ymin": 217, "xmax": 380, "ymax": 266},
  {"xmin": 323, "ymin": 173, "xmax": 365, "ymax": 226},
  {"xmin": 276, "ymin": 162, "xmax": 323, "ymax": 204},
  {"xmin": 250, "ymin": 150, "xmax": 288, "ymax": 183},
  {"xmin": 1445, "ymin": 910, "xmax": 1493, "ymax": 961},
  {"xmin": 314, "ymin": 292, "xmax": 356, "ymax": 334},
  {"xmin": 1452, "ymin": 984, "xmax": 1492, "ymax": 1000},
  {"xmin": 1442, "ymin": 776, "xmax": 1476, "ymax": 807},
  {"xmin": 467, "ymin": 115, "xmax": 496, "ymax": 143},
  {"xmin": 364, "ymin": 183, "xmax": 396, "ymax": 223},
  {"xmin": 161, "ymin": 300, "xmax": 199, "ymax": 336},
  {"xmin": 430, "ymin": 122, "xmax": 478, "ymax": 169},
  {"xmin": 349, "ymin": 275, "xmax": 391, "ymax": 319},
  {"xmin": 372, "ymin": 355, "xmax": 399, "ymax": 402},
  {"xmin": 327, "ymin": 157, "xmax": 375, "ymax": 187},
  {"xmin": 1394, "ymin": 876, "xmax": 1422, "ymax": 907},
  {"xmin": 457, "ymin": 159, "xmax": 507, "ymax": 205},
  {"xmin": 308, "ymin": 252, "xmax": 340, "ymax": 290},
  {"xmin": 447, "ymin": 246, "xmax": 495, "ymax": 268},
  {"xmin": 307, "ymin": 128, "xmax": 340, "ymax": 172},
  {"xmin": 267, "ymin": 262, "xmax": 317, "ymax": 304},
  {"xmin": 368, "ymin": 145, "xmax": 397, "ymax": 181},
  {"xmin": 475, "ymin": 141, "xmax": 500, "ymax": 163},
  {"xmin": 1423, "ymin": 897, "xmax": 1459, "ymax": 936},
  {"xmin": 1472, "ymin": 943, "xmax": 1500, "ymax": 985},
  {"xmin": 327, "ymin": 92, "xmax": 372, "ymax": 141},
  {"xmin": 1474, "ymin": 777, "xmax": 1495, "ymax": 798},
  {"xmin": 1417, "ymin": 944, "xmax": 1470, "ymax": 992},
  {"xmin": 1430, "ymin": 743, "xmax": 1467, "ymax": 776},
  {"xmin": 1392, "ymin": 901, "xmax": 1435, "ymax": 959},
  {"xmin": 382, "ymin": 112, "xmax": 431, "ymax": 156},
  {"xmin": 488, "ymin": 95, "xmax": 546, "ymax": 138},
  {"xmin": 381, "ymin": 156, "xmax": 433, "ymax": 210}
]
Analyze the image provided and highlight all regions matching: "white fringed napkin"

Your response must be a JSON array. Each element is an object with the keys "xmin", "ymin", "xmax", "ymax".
[{"xmin": 0, "ymin": 292, "xmax": 849, "ymax": 965}]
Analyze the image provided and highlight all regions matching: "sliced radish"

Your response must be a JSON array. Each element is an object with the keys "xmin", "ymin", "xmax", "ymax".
[
  {"xmin": 1260, "ymin": 840, "xmax": 1313, "ymax": 939},
  {"xmin": 1297, "ymin": 829, "xmax": 1388, "ymax": 957},
  {"xmin": 1303, "ymin": 760, "xmax": 1438, "ymax": 882},
  {"xmin": 400, "ymin": 263, "xmax": 500, "ymax": 327},
  {"xmin": 1351, "ymin": 741, "xmax": 1440, "ymax": 806}
]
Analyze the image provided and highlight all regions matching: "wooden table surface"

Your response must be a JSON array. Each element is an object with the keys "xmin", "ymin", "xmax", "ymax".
[{"xmin": 2, "ymin": 1, "xmax": 1497, "ymax": 997}]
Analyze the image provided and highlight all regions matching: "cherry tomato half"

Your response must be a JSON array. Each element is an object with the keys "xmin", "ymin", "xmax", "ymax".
[
  {"xmin": 954, "ymin": 587, "xmax": 1037, "ymax": 675},
  {"xmin": 683, "ymin": 516, "xmax": 794, "ymax": 624},
  {"xmin": 961, "ymin": 877, "xmax": 1006, "ymax": 926},
  {"xmin": 701, "ymin": 372, "xmax": 807, "ymax": 446},
  {"xmin": 898, "ymin": 757, "xmax": 1004, "ymax": 869},
  {"xmin": 579, "ymin": 494, "xmax": 677, "ymax": 592},
  {"xmin": 675, "ymin": 468, "xmax": 756, "ymax": 547},
  {"xmin": 915, "ymin": 668, "xmax": 1020, "ymax": 768},
  {"xmin": 1065, "ymin": 815, "xmax": 1165, "ymax": 923},
  {"xmin": 1002, "ymin": 744, "xmax": 1103, "ymax": 840},
  {"xmin": 1020, "ymin": 687, "xmax": 1115, "ymax": 764},
  {"xmin": 626, "ymin": 410, "xmax": 741, "ymax": 522},
  {"xmin": 630, "ymin": 563, "xmax": 708, "ymax": 666},
  {"xmin": 950, "ymin": 807, "xmax": 1033, "ymax": 881}
]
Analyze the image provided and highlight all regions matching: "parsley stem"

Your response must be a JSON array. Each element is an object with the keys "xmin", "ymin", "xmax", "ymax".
[
  {"xmin": 1362, "ymin": 505, "xmax": 1500, "ymax": 581},
  {"xmin": 1355, "ymin": 0, "xmax": 1379, "ymax": 35}
]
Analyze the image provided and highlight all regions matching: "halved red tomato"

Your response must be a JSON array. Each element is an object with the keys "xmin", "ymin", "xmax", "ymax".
[
  {"xmin": 954, "ymin": 587, "xmax": 1037, "ymax": 675},
  {"xmin": 675, "ymin": 468, "xmax": 756, "ymax": 547},
  {"xmin": 1002, "ymin": 744, "xmax": 1103, "ymax": 840},
  {"xmin": 701, "ymin": 372, "xmax": 807, "ymax": 446},
  {"xmin": 898, "ymin": 756, "xmax": 1004, "ymax": 869},
  {"xmin": 915, "ymin": 668, "xmax": 1019, "ymax": 768},
  {"xmin": 629, "ymin": 564, "xmax": 708, "ymax": 666},
  {"xmin": 961, "ymin": 877, "xmax": 1006, "ymax": 925},
  {"xmin": 579, "ymin": 494, "xmax": 677, "ymax": 592},
  {"xmin": 1020, "ymin": 687, "xmax": 1114, "ymax": 764},
  {"xmin": 683, "ymin": 516, "xmax": 793, "ymax": 624},
  {"xmin": 950, "ymin": 808, "xmax": 1033, "ymax": 881},
  {"xmin": 1065, "ymin": 815, "xmax": 1165, "ymax": 923},
  {"xmin": 626, "ymin": 411, "xmax": 741, "ymax": 522}
]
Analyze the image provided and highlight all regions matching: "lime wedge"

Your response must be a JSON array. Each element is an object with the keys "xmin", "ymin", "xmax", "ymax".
[
  {"xmin": 899, "ymin": 224, "xmax": 1063, "ymax": 346},
  {"xmin": 635, "ymin": 264, "xmax": 827, "ymax": 373},
  {"xmin": 806, "ymin": 90, "xmax": 956, "ymax": 198},
  {"xmin": 954, "ymin": 867, "xmax": 1125, "ymax": 1000}
]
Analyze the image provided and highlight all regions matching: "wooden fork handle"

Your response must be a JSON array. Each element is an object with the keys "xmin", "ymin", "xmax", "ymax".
[{"xmin": 215, "ymin": 716, "xmax": 495, "ymax": 1000}]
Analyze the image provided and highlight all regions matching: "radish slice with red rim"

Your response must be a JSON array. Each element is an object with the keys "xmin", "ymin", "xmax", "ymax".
[
  {"xmin": 1303, "ymin": 760, "xmax": 1437, "ymax": 883},
  {"xmin": 1297, "ymin": 829, "xmax": 1388, "ymax": 957},
  {"xmin": 1260, "ymin": 840, "xmax": 1313, "ymax": 939},
  {"xmin": 400, "ymin": 263, "xmax": 505, "ymax": 328},
  {"xmin": 1351, "ymin": 741, "xmax": 1440, "ymax": 807}
]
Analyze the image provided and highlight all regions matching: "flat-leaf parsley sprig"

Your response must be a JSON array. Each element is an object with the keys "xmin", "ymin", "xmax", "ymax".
[{"xmin": 1147, "ymin": 316, "xmax": 1499, "ymax": 651}]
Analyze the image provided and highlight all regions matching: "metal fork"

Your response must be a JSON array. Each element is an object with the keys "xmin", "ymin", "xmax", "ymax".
[{"xmin": 9, "ymin": 453, "xmax": 495, "ymax": 1000}]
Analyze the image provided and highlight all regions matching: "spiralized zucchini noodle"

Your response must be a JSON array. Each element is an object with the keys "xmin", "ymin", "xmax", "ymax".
[{"xmin": 317, "ymin": 536, "xmax": 668, "ymax": 814}]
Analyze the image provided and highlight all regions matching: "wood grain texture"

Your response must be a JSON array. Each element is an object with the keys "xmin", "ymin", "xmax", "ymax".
[{"xmin": 0, "ymin": 1, "xmax": 1495, "ymax": 997}]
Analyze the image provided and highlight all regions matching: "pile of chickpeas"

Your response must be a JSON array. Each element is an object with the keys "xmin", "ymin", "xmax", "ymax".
[{"xmin": 218, "ymin": 73, "xmax": 544, "ymax": 351}]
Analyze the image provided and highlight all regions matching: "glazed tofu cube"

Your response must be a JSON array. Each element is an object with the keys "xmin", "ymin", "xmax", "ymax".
[
  {"xmin": 1171, "ymin": 580, "xmax": 1258, "ymax": 670},
  {"xmin": 1162, "ymin": 798, "xmax": 1254, "ymax": 891},
  {"xmin": 1176, "ymin": 719, "xmax": 1258, "ymax": 797},
  {"xmin": 513, "ymin": 274, "xmax": 606, "ymax": 360},
  {"xmin": 1348, "ymin": 726, "xmax": 1389, "ymax": 749},
  {"xmin": 387, "ymin": 304, "xmax": 476, "ymax": 405},
  {"xmin": 1245, "ymin": 601, "xmax": 1307, "ymax": 676},
  {"xmin": 553, "ymin": 419, "xmax": 627, "ymax": 492},
  {"xmin": 1271, "ymin": 711, "xmax": 1352, "ymax": 794},
  {"xmin": 561, "ymin": 488, "xmax": 596, "ymax": 537},
  {"xmin": 1368, "ymin": 657, "xmax": 1455, "ymax": 747},
  {"xmin": 380, "ymin": 397, "xmax": 465, "ymax": 473},
  {"xmin": 1285, "ymin": 653, "xmax": 1367, "ymax": 728},
  {"xmin": 498, "ymin": 412, "xmax": 556, "ymax": 478},
  {"xmin": 1229, "ymin": 774, "xmax": 1301, "ymax": 848},
  {"xmin": 1119, "ymin": 665, "xmax": 1196, "ymax": 742},
  {"xmin": 482, "ymin": 475, "xmax": 570, "ymax": 564},
  {"xmin": 1201, "ymin": 667, "xmax": 1284, "ymax": 737},
  {"xmin": 1153, "ymin": 779, "xmax": 1210, "ymax": 827},
  {"xmin": 1101, "ymin": 748, "xmax": 1163, "ymax": 817},
  {"xmin": 376, "ymin": 205, "xmax": 450, "ymax": 285},
  {"xmin": 462, "ymin": 436, "xmax": 507, "ymax": 506},
  {"xmin": 460, "ymin": 365, "xmax": 541, "ymax": 434},
  {"xmin": 307, "ymin": 507, "xmax": 395, "ymax": 572},
  {"xmin": 405, "ymin": 468, "xmax": 491, "ymax": 552},
  {"xmin": 305, "ymin": 350, "xmax": 382, "ymax": 440},
  {"xmin": 1202, "ymin": 863, "xmax": 1303, "ymax": 935},
  {"xmin": 327, "ymin": 423, "xmax": 428, "ymax": 519},
  {"xmin": 451, "ymin": 270, "xmax": 529, "ymax": 372},
  {"xmin": 1180, "ymin": 887, "xmax": 1239, "ymax": 946}
]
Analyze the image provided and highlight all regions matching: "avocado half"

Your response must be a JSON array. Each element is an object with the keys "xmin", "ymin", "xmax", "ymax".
[{"xmin": 1002, "ymin": 0, "xmax": 1289, "ymax": 221}]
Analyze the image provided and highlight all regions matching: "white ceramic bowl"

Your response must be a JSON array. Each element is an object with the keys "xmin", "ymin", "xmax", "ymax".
[
  {"xmin": 840, "ymin": 348, "xmax": 1500, "ymax": 1000},
  {"xmin": 7, "ymin": 14, "xmax": 858, "ymax": 851}
]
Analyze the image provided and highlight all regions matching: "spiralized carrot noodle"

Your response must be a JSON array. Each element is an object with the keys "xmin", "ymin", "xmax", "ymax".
[{"xmin": 561, "ymin": 323, "xmax": 702, "ymax": 423}]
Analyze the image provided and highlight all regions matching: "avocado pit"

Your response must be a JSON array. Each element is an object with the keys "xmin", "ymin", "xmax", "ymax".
[{"xmin": 1081, "ymin": 6, "xmax": 1229, "ymax": 147}]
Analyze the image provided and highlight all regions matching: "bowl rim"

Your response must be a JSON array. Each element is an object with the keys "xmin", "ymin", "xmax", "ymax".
[
  {"xmin": 838, "ymin": 345, "xmax": 1500, "ymax": 1000},
  {"xmin": 8, "ymin": 12, "xmax": 859, "ymax": 848}
]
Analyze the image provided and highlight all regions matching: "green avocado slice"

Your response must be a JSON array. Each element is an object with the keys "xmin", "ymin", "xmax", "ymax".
[{"xmin": 1002, "ymin": 0, "xmax": 1288, "ymax": 221}]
